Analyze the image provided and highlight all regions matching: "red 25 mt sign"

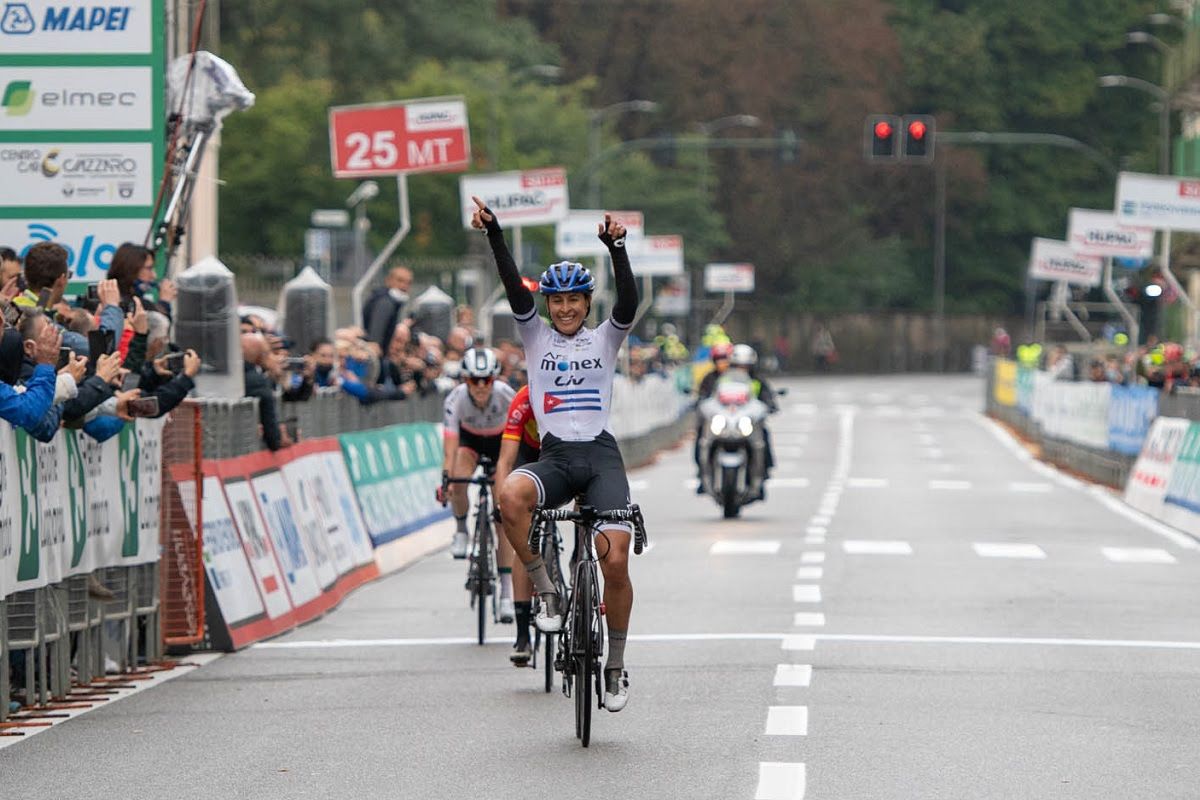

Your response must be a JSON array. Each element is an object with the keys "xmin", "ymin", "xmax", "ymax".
[{"xmin": 328, "ymin": 96, "xmax": 471, "ymax": 178}]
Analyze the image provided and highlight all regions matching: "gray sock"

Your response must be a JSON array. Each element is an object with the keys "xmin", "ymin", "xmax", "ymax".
[
  {"xmin": 522, "ymin": 556, "xmax": 556, "ymax": 597},
  {"xmin": 455, "ymin": 514, "xmax": 468, "ymax": 533},
  {"xmin": 606, "ymin": 629, "xmax": 627, "ymax": 672}
]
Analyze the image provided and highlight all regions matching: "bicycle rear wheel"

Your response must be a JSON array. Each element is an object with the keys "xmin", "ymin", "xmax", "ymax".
[
  {"xmin": 475, "ymin": 514, "xmax": 491, "ymax": 646},
  {"xmin": 574, "ymin": 566, "xmax": 594, "ymax": 747}
]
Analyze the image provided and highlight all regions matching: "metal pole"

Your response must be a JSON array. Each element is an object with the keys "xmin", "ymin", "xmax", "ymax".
[
  {"xmin": 631, "ymin": 273, "xmax": 654, "ymax": 330},
  {"xmin": 1156, "ymin": 228, "xmax": 1200, "ymax": 347},
  {"xmin": 351, "ymin": 175, "xmax": 410, "ymax": 328},
  {"xmin": 588, "ymin": 115, "xmax": 602, "ymax": 208},
  {"xmin": 934, "ymin": 156, "xmax": 947, "ymax": 372},
  {"xmin": 711, "ymin": 291, "xmax": 735, "ymax": 326},
  {"xmin": 1102, "ymin": 256, "xmax": 1141, "ymax": 349},
  {"xmin": 1161, "ymin": 96, "xmax": 1171, "ymax": 175}
]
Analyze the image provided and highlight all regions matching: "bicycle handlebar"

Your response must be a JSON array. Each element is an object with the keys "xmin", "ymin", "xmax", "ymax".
[{"xmin": 530, "ymin": 504, "xmax": 648, "ymax": 556}]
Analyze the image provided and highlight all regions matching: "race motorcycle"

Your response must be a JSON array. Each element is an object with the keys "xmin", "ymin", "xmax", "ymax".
[{"xmin": 696, "ymin": 372, "xmax": 770, "ymax": 518}]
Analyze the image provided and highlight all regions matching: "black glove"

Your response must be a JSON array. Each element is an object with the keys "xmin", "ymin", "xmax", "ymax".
[
  {"xmin": 480, "ymin": 206, "xmax": 502, "ymax": 236},
  {"xmin": 598, "ymin": 221, "xmax": 625, "ymax": 249}
]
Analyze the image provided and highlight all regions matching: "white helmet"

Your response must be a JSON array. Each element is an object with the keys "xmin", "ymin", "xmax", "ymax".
[
  {"xmin": 462, "ymin": 347, "xmax": 500, "ymax": 378},
  {"xmin": 730, "ymin": 344, "xmax": 757, "ymax": 368}
]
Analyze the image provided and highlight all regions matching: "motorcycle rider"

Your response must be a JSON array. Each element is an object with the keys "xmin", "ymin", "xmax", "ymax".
[
  {"xmin": 725, "ymin": 344, "xmax": 777, "ymax": 491},
  {"xmin": 694, "ymin": 342, "xmax": 734, "ymax": 492}
]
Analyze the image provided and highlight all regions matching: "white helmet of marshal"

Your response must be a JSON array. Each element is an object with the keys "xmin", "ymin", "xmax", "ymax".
[
  {"xmin": 730, "ymin": 343, "xmax": 758, "ymax": 368},
  {"xmin": 462, "ymin": 347, "xmax": 501, "ymax": 378}
]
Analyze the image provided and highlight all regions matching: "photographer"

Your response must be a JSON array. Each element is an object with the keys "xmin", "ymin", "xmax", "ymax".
[
  {"xmin": 130, "ymin": 310, "xmax": 202, "ymax": 417},
  {"xmin": 242, "ymin": 332, "xmax": 290, "ymax": 451},
  {"xmin": 15, "ymin": 243, "xmax": 124, "ymax": 357}
]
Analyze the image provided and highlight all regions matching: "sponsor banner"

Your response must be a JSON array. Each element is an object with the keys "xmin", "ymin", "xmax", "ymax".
[
  {"xmin": 0, "ymin": 1, "xmax": 153, "ymax": 54},
  {"xmin": 340, "ymin": 422, "xmax": 448, "ymax": 546},
  {"xmin": 199, "ymin": 475, "xmax": 265, "ymax": 629},
  {"xmin": 320, "ymin": 451, "xmax": 375, "ymax": 568},
  {"xmin": 556, "ymin": 209, "xmax": 645, "ymax": 257},
  {"xmin": 1162, "ymin": 421, "xmax": 1200, "ymax": 536},
  {"xmin": 653, "ymin": 273, "xmax": 690, "ymax": 315},
  {"xmin": 0, "ymin": 218, "xmax": 153, "ymax": 285},
  {"xmin": 1016, "ymin": 366, "xmax": 1036, "ymax": 415},
  {"xmin": 0, "ymin": 424, "xmax": 13, "ymax": 600},
  {"xmin": 1116, "ymin": 171, "xmax": 1200, "ymax": 233},
  {"xmin": 1066, "ymin": 208, "xmax": 1154, "ymax": 259},
  {"xmin": 219, "ymin": 474, "xmax": 293, "ymax": 621},
  {"xmin": 1031, "ymin": 375, "xmax": 1111, "ymax": 450},
  {"xmin": 1125, "ymin": 416, "xmax": 1189, "ymax": 518},
  {"xmin": 458, "ymin": 167, "xmax": 569, "ymax": 229},
  {"xmin": 0, "ymin": 142, "xmax": 153, "ymax": 207},
  {"xmin": 704, "ymin": 263, "xmax": 755, "ymax": 293},
  {"xmin": 1028, "ymin": 237, "xmax": 1102, "ymax": 287},
  {"xmin": 1107, "ymin": 384, "xmax": 1160, "ymax": 456},
  {"xmin": 636, "ymin": 235, "xmax": 684, "ymax": 277},
  {"xmin": 250, "ymin": 468, "xmax": 327, "ymax": 607},
  {"xmin": 0, "ymin": 66, "xmax": 154, "ymax": 131},
  {"xmin": 992, "ymin": 359, "xmax": 1017, "ymax": 408}
]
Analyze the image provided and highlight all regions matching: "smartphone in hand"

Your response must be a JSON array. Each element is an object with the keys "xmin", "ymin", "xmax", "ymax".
[
  {"xmin": 126, "ymin": 396, "xmax": 159, "ymax": 418},
  {"xmin": 56, "ymin": 346, "xmax": 71, "ymax": 370}
]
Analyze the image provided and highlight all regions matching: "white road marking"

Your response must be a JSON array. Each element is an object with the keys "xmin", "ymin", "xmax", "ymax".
[
  {"xmin": 781, "ymin": 635, "xmax": 816, "ymax": 651},
  {"xmin": 795, "ymin": 566, "xmax": 823, "ymax": 580},
  {"xmin": 805, "ymin": 526, "xmax": 827, "ymax": 535},
  {"xmin": 803, "ymin": 536, "xmax": 825, "ymax": 545},
  {"xmin": 1088, "ymin": 486, "xmax": 1200, "ymax": 552},
  {"xmin": 792, "ymin": 585, "xmax": 822, "ymax": 603},
  {"xmin": 929, "ymin": 479, "xmax": 971, "ymax": 490},
  {"xmin": 765, "ymin": 706, "xmax": 809, "ymax": 736},
  {"xmin": 793, "ymin": 612, "xmax": 827, "ymax": 627},
  {"xmin": 801, "ymin": 552, "xmax": 825, "ymax": 564},
  {"xmin": 843, "ymin": 540, "xmax": 913, "ymax": 555},
  {"xmin": 768, "ymin": 478, "xmax": 811, "ymax": 489},
  {"xmin": 973, "ymin": 542, "xmax": 1047, "ymax": 559},
  {"xmin": 810, "ymin": 515, "xmax": 831, "ymax": 526},
  {"xmin": 628, "ymin": 479, "xmax": 649, "ymax": 492},
  {"xmin": 710, "ymin": 540, "xmax": 781, "ymax": 555},
  {"xmin": 0, "ymin": 654, "xmax": 224, "ymax": 751},
  {"xmin": 847, "ymin": 477, "xmax": 889, "ymax": 489},
  {"xmin": 774, "ymin": 664, "xmax": 813, "ymax": 687},
  {"xmin": 756, "ymin": 762, "xmax": 807, "ymax": 800},
  {"xmin": 1009, "ymin": 482, "xmax": 1053, "ymax": 493},
  {"xmin": 1102, "ymin": 547, "xmax": 1177, "ymax": 564}
]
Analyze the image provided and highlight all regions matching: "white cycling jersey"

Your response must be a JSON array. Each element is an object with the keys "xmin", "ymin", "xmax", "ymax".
[
  {"xmin": 442, "ymin": 381, "xmax": 516, "ymax": 438},
  {"xmin": 514, "ymin": 308, "xmax": 632, "ymax": 442}
]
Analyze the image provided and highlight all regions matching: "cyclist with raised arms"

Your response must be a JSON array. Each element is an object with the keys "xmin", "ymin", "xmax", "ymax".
[
  {"xmin": 471, "ymin": 196, "xmax": 637, "ymax": 713},
  {"xmin": 494, "ymin": 383, "xmax": 541, "ymax": 665},
  {"xmin": 438, "ymin": 347, "xmax": 518, "ymax": 619}
]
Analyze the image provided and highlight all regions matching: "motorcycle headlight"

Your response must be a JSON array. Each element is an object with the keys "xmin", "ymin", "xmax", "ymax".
[
  {"xmin": 710, "ymin": 415, "xmax": 728, "ymax": 435},
  {"xmin": 737, "ymin": 416, "xmax": 754, "ymax": 436}
]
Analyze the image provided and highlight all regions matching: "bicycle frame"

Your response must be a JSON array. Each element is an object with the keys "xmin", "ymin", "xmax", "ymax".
[{"xmin": 445, "ymin": 457, "xmax": 499, "ymax": 646}]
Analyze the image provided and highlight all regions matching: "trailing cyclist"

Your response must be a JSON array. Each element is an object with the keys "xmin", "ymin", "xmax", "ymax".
[
  {"xmin": 495, "ymin": 382, "xmax": 541, "ymax": 665},
  {"xmin": 438, "ymin": 347, "xmax": 518, "ymax": 621},
  {"xmin": 472, "ymin": 196, "xmax": 637, "ymax": 713}
]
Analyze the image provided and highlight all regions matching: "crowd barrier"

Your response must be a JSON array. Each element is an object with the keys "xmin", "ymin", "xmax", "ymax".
[{"xmin": 3, "ymin": 371, "xmax": 692, "ymax": 723}]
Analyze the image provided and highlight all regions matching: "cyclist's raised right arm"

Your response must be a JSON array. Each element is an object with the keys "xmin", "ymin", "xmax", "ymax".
[
  {"xmin": 442, "ymin": 387, "xmax": 463, "ymax": 473},
  {"xmin": 472, "ymin": 196, "xmax": 536, "ymax": 319}
]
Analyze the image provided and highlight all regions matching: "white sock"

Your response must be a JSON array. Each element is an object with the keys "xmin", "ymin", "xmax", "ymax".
[{"xmin": 500, "ymin": 572, "xmax": 513, "ymax": 599}]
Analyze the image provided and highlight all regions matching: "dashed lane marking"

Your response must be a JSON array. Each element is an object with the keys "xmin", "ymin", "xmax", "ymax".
[
  {"xmin": 810, "ymin": 515, "xmax": 831, "ymax": 526},
  {"xmin": 805, "ymin": 527, "xmax": 827, "ymax": 536},
  {"xmin": 1101, "ymin": 547, "xmax": 1177, "ymax": 564},
  {"xmin": 803, "ymin": 536, "xmax": 826, "ymax": 545},
  {"xmin": 847, "ymin": 477, "xmax": 888, "ymax": 489},
  {"xmin": 774, "ymin": 664, "xmax": 813, "ymax": 687},
  {"xmin": 793, "ymin": 612, "xmax": 827, "ymax": 627},
  {"xmin": 765, "ymin": 706, "xmax": 809, "ymax": 736},
  {"xmin": 1009, "ymin": 482, "xmax": 1053, "ymax": 493},
  {"xmin": 781, "ymin": 636, "xmax": 816, "ymax": 651},
  {"xmin": 929, "ymin": 479, "xmax": 971, "ymax": 490},
  {"xmin": 710, "ymin": 540, "xmax": 781, "ymax": 555},
  {"xmin": 792, "ymin": 585, "xmax": 821, "ymax": 603},
  {"xmin": 795, "ymin": 566, "xmax": 823, "ymax": 580},
  {"xmin": 756, "ymin": 762, "xmax": 807, "ymax": 800},
  {"xmin": 843, "ymin": 540, "xmax": 912, "ymax": 555},
  {"xmin": 801, "ymin": 552, "xmax": 825, "ymax": 564},
  {"xmin": 973, "ymin": 543, "xmax": 1047, "ymax": 559},
  {"xmin": 768, "ymin": 478, "xmax": 811, "ymax": 489}
]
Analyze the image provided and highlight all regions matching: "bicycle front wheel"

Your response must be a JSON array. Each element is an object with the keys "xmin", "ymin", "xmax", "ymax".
[
  {"xmin": 574, "ymin": 567, "xmax": 594, "ymax": 747},
  {"xmin": 475, "ymin": 514, "xmax": 492, "ymax": 646}
]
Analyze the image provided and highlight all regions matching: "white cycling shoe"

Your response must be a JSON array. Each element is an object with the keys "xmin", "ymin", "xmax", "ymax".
[
  {"xmin": 450, "ymin": 532, "xmax": 468, "ymax": 559},
  {"xmin": 604, "ymin": 669, "xmax": 629, "ymax": 712},
  {"xmin": 534, "ymin": 592, "xmax": 563, "ymax": 633},
  {"xmin": 498, "ymin": 596, "xmax": 515, "ymax": 624}
]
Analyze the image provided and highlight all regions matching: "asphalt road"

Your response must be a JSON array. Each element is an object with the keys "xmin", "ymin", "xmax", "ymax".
[{"xmin": 5, "ymin": 374, "xmax": 1200, "ymax": 799}]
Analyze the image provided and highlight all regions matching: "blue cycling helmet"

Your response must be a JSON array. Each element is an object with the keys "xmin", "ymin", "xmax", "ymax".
[{"xmin": 538, "ymin": 261, "xmax": 595, "ymax": 295}]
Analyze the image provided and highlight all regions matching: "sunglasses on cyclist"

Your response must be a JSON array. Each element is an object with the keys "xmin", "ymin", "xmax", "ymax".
[{"xmin": 468, "ymin": 376, "xmax": 494, "ymax": 386}]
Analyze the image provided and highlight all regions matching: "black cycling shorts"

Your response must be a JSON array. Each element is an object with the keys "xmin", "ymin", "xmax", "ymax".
[
  {"xmin": 457, "ymin": 429, "xmax": 502, "ymax": 463},
  {"xmin": 513, "ymin": 431, "xmax": 631, "ymax": 529},
  {"xmin": 514, "ymin": 440, "xmax": 540, "ymax": 470}
]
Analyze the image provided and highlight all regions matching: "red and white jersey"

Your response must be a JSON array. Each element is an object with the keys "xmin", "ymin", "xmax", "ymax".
[
  {"xmin": 514, "ymin": 308, "xmax": 631, "ymax": 442},
  {"xmin": 442, "ymin": 381, "xmax": 516, "ymax": 438}
]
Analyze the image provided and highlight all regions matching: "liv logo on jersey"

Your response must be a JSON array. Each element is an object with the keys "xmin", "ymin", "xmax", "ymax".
[{"xmin": 544, "ymin": 389, "xmax": 603, "ymax": 414}]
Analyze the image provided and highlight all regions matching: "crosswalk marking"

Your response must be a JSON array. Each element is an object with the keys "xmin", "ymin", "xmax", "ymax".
[
  {"xmin": 973, "ymin": 543, "xmax": 1047, "ymax": 560},
  {"xmin": 756, "ymin": 762, "xmax": 807, "ymax": 800},
  {"xmin": 792, "ymin": 585, "xmax": 821, "ymax": 603},
  {"xmin": 843, "ymin": 540, "xmax": 912, "ymax": 555},
  {"xmin": 709, "ymin": 540, "xmax": 781, "ymax": 555},
  {"xmin": 795, "ymin": 566, "xmax": 823, "ymax": 580},
  {"xmin": 801, "ymin": 552, "xmax": 825, "ymax": 564},
  {"xmin": 1101, "ymin": 547, "xmax": 1177, "ymax": 564},
  {"xmin": 774, "ymin": 664, "xmax": 813, "ymax": 687},
  {"xmin": 793, "ymin": 612, "xmax": 827, "ymax": 627},
  {"xmin": 765, "ymin": 706, "xmax": 809, "ymax": 736}
]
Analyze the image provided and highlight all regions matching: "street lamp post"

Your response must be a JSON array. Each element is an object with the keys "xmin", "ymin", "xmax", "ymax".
[
  {"xmin": 696, "ymin": 114, "xmax": 762, "ymax": 197},
  {"xmin": 1098, "ymin": 74, "xmax": 1170, "ymax": 174},
  {"xmin": 489, "ymin": 64, "xmax": 562, "ymax": 169},
  {"xmin": 587, "ymin": 100, "xmax": 659, "ymax": 207}
]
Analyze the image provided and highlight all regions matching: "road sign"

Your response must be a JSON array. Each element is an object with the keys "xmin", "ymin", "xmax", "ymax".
[
  {"xmin": 1067, "ymin": 208, "xmax": 1154, "ymax": 258},
  {"xmin": 636, "ymin": 235, "xmax": 684, "ymax": 276},
  {"xmin": 653, "ymin": 274, "xmax": 690, "ymax": 315},
  {"xmin": 704, "ymin": 262, "xmax": 755, "ymax": 293},
  {"xmin": 1028, "ymin": 237, "xmax": 1102, "ymax": 287},
  {"xmin": 459, "ymin": 167, "xmax": 569, "ymax": 229},
  {"xmin": 328, "ymin": 96, "xmax": 470, "ymax": 178},
  {"xmin": 555, "ymin": 209, "xmax": 644, "ymax": 257},
  {"xmin": 1115, "ymin": 171, "xmax": 1200, "ymax": 233}
]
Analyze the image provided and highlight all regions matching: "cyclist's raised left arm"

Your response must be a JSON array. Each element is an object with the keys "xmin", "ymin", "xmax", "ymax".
[{"xmin": 599, "ymin": 215, "xmax": 638, "ymax": 329}]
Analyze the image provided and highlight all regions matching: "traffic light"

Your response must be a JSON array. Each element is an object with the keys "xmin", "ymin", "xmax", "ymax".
[
  {"xmin": 864, "ymin": 114, "xmax": 899, "ymax": 161},
  {"xmin": 902, "ymin": 115, "xmax": 935, "ymax": 162}
]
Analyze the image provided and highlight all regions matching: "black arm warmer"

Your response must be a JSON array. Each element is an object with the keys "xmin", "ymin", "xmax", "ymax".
[
  {"xmin": 483, "ymin": 214, "xmax": 535, "ymax": 318},
  {"xmin": 607, "ymin": 239, "xmax": 638, "ymax": 327}
]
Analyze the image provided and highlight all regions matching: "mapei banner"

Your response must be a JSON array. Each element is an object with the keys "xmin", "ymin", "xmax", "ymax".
[
  {"xmin": 1107, "ymin": 384, "xmax": 1160, "ymax": 456},
  {"xmin": 0, "ymin": 417, "xmax": 164, "ymax": 601}
]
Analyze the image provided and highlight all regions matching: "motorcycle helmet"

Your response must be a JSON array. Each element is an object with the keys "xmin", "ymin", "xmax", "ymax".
[
  {"xmin": 730, "ymin": 344, "xmax": 757, "ymax": 368},
  {"xmin": 710, "ymin": 342, "xmax": 734, "ymax": 362}
]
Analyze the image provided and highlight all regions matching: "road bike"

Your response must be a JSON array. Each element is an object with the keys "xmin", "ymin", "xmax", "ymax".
[
  {"xmin": 528, "ymin": 503, "xmax": 647, "ymax": 747},
  {"xmin": 443, "ymin": 456, "xmax": 498, "ymax": 646},
  {"xmin": 529, "ymin": 515, "xmax": 568, "ymax": 693}
]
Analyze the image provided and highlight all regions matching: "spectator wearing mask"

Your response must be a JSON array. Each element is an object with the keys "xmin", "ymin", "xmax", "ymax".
[
  {"xmin": 15, "ymin": 242, "xmax": 123, "ymax": 357},
  {"xmin": 243, "ymin": 332, "xmax": 290, "ymax": 451},
  {"xmin": 107, "ymin": 242, "xmax": 176, "ymax": 320},
  {"xmin": 132, "ymin": 310, "xmax": 201, "ymax": 417},
  {"xmin": 362, "ymin": 265, "xmax": 413, "ymax": 348},
  {"xmin": 377, "ymin": 324, "xmax": 424, "ymax": 395}
]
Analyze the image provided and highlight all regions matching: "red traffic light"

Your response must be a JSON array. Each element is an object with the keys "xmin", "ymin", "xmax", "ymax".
[
  {"xmin": 907, "ymin": 120, "xmax": 927, "ymax": 140},
  {"xmin": 874, "ymin": 121, "xmax": 893, "ymax": 140}
]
